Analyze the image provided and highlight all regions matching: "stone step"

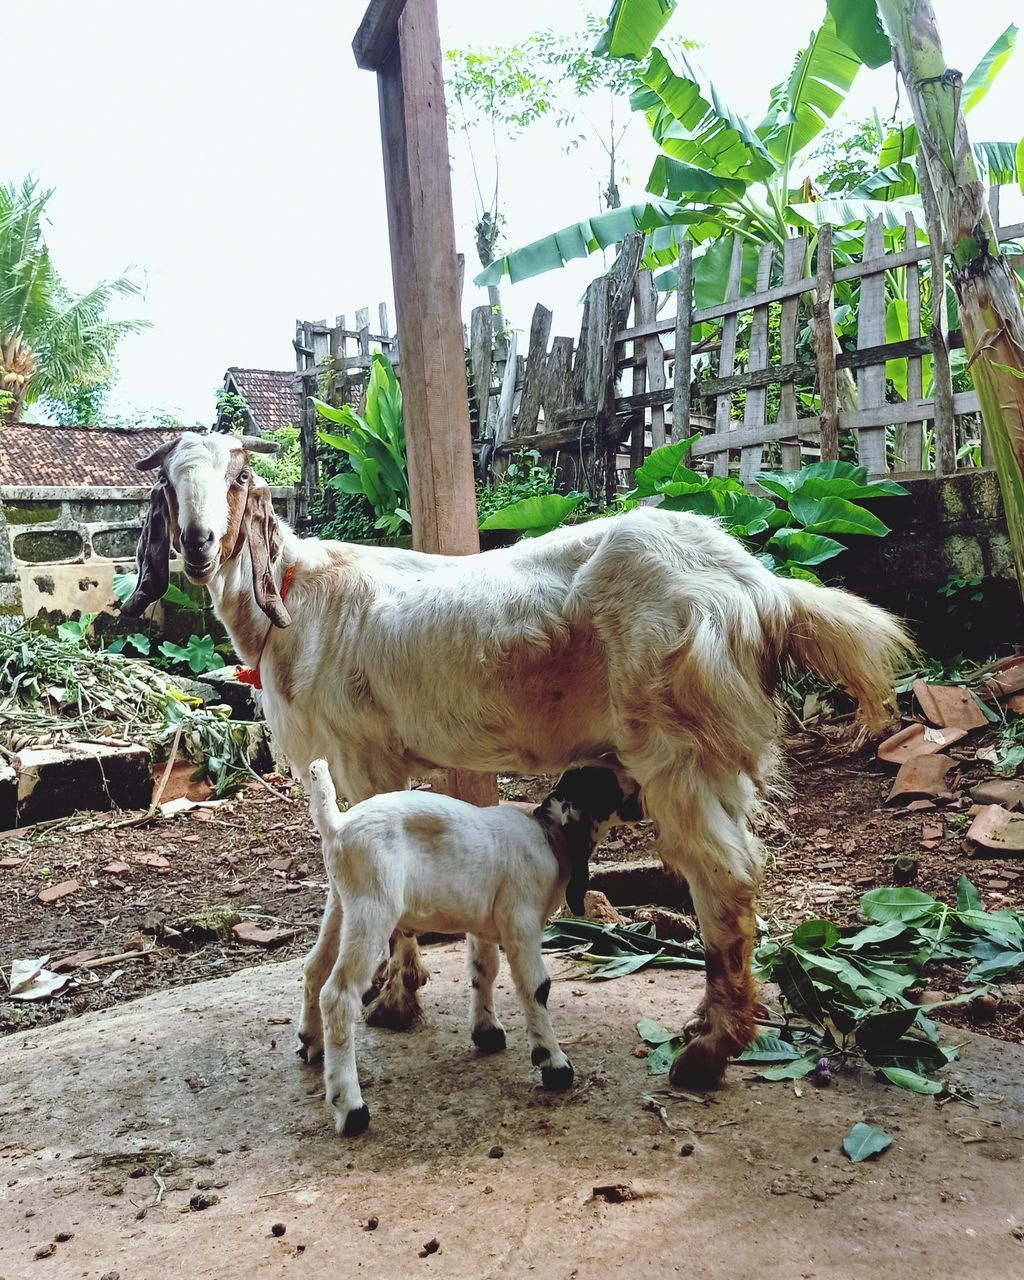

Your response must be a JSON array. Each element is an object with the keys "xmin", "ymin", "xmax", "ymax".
[{"xmin": 15, "ymin": 742, "xmax": 152, "ymax": 825}]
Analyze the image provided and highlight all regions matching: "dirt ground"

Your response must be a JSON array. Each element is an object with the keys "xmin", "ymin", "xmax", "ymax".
[
  {"xmin": 1, "ymin": 949, "xmax": 1022, "ymax": 1280},
  {"xmin": 2, "ymin": 736, "xmax": 1023, "ymax": 1043}
]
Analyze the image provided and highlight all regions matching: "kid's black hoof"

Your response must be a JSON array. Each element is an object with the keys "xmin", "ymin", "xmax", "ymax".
[
  {"xmin": 540, "ymin": 1062, "xmax": 574, "ymax": 1091},
  {"xmin": 341, "ymin": 1104, "xmax": 370, "ymax": 1137},
  {"xmin": 472, "ymin": 1025, "xmax": 507, "ymax": 1053}
]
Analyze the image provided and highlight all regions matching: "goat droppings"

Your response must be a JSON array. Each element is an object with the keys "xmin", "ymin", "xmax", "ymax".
[
  {"xmin": 271, "ymin": 1223, "xmax": 286, "ymax": 1238},
  {"xmin": 365, "ymin": 1216, "xmax": 379, "ymax": 1232}
]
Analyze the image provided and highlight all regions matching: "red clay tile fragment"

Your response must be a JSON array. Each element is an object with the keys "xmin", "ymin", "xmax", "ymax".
[
  {"xmin": 1007, "ymin": 693, "xmax": 1024, "ymax": 715},
  {"xmin": 135, "ymin": 854, "xmax": 170, "ymax": 871},
  {"xmin": 887, "ymin": 754, "xmax": 954, "ymax": 804},
  {"xmin": 231, "ymin": 922, "xmax": 295, "ymax": 948},
  {"xmin": 0, "ymin": 856, "xmax": 25, "ymax": 870},
  {"xmin": 921, "ymin": 822, "xmax": 944, "ymax": 841},
  {"xmin": 980, "ymin": 656, "xmax": 1024, "ymax": 700},
  {"xmin": 37, "ymin": 879, "xmax": 80, "ymax": 904},
  {"xmin": 877, "ymin": 723, "xmax": 966, "ymax": 765},
  {"xmin": 912, "ymin": 680, "xmax": 988, "ymax": 731},
  {"xmin": 102, "ymin": 860, "xmax": 132, "ymax": 878},
  {"xmin": 906, "ymin": 799, "xmax": 937, "ymax": 812},
  {"xmin": 966, "ymin": 804, "xmax": 1024, "ymax": 854},
  {"xmin": 970, "ymin": 779, "xmax": 1024, "ymax": 811},
  {"xmin": 52, "ymin": 949, "xmax": 102, "ymax": 972},
  {"xmin": 268, "ymin": 856, "xmax": 294, "ymax": 873}
]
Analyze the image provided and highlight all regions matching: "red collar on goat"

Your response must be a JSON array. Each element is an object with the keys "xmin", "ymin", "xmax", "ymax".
[{"xmin": 236, "ymin": 563, "xmax": 297, "ymax": 690}]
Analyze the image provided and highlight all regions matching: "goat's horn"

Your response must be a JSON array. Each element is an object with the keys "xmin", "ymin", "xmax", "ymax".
[
  {"xmin": 239, "ymin": 436, "xmax": 279, "ymax": 455},
  {"xmin": 135, "ymin": 439, "xmax": 180, "ymax": 471}
]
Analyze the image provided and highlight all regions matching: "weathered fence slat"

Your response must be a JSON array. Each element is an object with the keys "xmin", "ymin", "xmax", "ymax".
[
  {"xmin": 636, "ymin": 271, "xmax": 666, "ymax": 450},
  {"xmin": 469, "ymin": 305, "xmax": 493, "ymax": 438},
  {"xmin": 739, "ymin": 243, "xmax": 775, "ymax": 484},
  {"xmin": 855, "ymin": 218, "xmax": 888, "ymax": 475},
  {"xmin": 629, "ymin": 277, "xmax": 649, "ymax": 477},
  {"xmin": 491, "ymin": 328, "xmax": 519, "ymax": 472},
  {"xmin": 899, "ymin": 213, "xmax": 924, "ymax": 471},
  {"xmin": 778, "ymin": 236, "xmax": 806, "ymax": 470},
  {"xmin": 814, "ymin": 225, "xmax": 840, "ymax": 463},
  {"xmin": 514, "ymin": 304, "xmax": 553, "ymax": 437},
  {"xmin": 712, "ymin": 237, "xmax": 745, "ymax": 477},
  {"xmin": 672, "ymin": 240, "xmax": 693, "ymax": 449}
]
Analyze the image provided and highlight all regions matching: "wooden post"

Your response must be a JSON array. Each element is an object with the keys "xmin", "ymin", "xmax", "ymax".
[
  {"xmin": 712, "ymin": 238, "xmax": 744, "ymax": 477},
  {"xmin": 514, "ymin": 304, "xmax": 553, "ymax": 438},
  {"xmin": 739, "ymin": 243, "xmax": 774, "ymax": 485},
  {"xmin": 778, "ymin": 237, "xmax": 806, "ymax": 471},
  {"xmin": 636, "ymin": 271, "xmax": 666, "ymax": 450},
  {"xmin": 856, "ymin": 218, "xmax": 889, "ymax": 475},
  {"xmin": 355, "ymin": 0, "xmax": 495, "ymax": 808},
  {"xmin": 901, "ymin": 213, "xmax": 924, "ymax": 471}
]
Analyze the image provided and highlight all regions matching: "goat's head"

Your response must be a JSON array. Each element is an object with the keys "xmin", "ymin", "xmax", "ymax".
[
  {"xmin": 537, "ymin": 766, "xmax": 643, "ymax": 917},
  {"xmin": 121, "ymin": 431, "xmax": 290, "ymax": 626}
]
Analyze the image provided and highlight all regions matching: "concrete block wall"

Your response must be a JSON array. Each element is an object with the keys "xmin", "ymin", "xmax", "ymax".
[{"xmin": 0, "ymin": 484, "xmax": 300, "ymax": 629}]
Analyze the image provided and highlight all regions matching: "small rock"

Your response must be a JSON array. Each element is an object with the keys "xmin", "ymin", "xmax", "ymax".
[
  {"xmin": 36, "ymin": 879, "xmax": 79, "ymax": 905},
  {"xmin": 917, "ymin": 989, "xmax": 951, "ymax": 1005},
  {"xmin": 34, "ymin": 1242, "xmax": 57, "ymax": 1259},
  {"xmin": 892, "ymin": 855, "xmax": 919, "ymax": 886},
  {"xmin": 174, "ymin": 906, "xmax": 241, "ymax": 943},
  {"xmin": 271, "ymin": 1223, "xmax": 286, "ymax": 1237},
  {"xmin": 101, "ymin": 860, "xmax": 132, "ymax": 878},
  {"xmin": 633, "ymin": 907, "xmax": 697, "ymax": 943},
  {"xmin": 583, "ymin": 890, "xmax": 627, "ymax": 925},
  {"xmin": 679, "ymin": 1143, "xmax": 695, "ymax": 1157},
  {"xmin": 268, "ymin": 856, "xmax": 294, "ymax": 873},
  {"xmin": 189, "ymin": 1193, "xmax": 220, "ymax": 1211},
  {"xmin": 488, "ymin": 1145, "xmax": 504, "ymax": 1159},
  {"xmin": 100, "ymin": 1272, "xmax": 121, "ymax": 1280},
  {"xmin": 592, "ymin": 1183, "xmax": 643, "ymax": 1203},
  {"xmin": 364, "ymin": 1216, "xmax": 379, "ymax": 1231},
  {"xmin": 53, "ymin": 1231, "xmax": 73, "ymax": 1243},
  {"xmin": 419, "ymin": 1238, "xmax": 440, "ymax": 1257},
  {"xmin": 231, "ymin": 922, "xmax": 296, "ymax": 948}
]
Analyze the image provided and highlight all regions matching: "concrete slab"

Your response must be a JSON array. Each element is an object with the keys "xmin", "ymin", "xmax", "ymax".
[
  {"xmin": 1, "ymin": 947, "xmax": 1022, "ymax": 1279},
  {"xmin": 15, "ymin": 742, "xmax": 151, "ymax": 825}
]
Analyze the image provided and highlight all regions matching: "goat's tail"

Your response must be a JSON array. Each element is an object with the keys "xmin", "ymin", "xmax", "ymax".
[
  {"xmin": 776, "ymin": 577, "xmax": 916, "ymax": 733},
  {"xmin": 306, "ymin": 758, "xmax": 345, "ymax": 840}
]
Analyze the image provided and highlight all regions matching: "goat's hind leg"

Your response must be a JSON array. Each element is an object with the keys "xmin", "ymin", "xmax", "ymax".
[
  {"xmin": 504, "ymin": 923, "xmax": 573, "ymax": 1090},
  {"xmin": 643, "ymin": 770, "xmax": 761, "ymax": 1090},
  {"xmin": 297, "ymin": 883, "xmax": 341, "ymax": 1063},
  {"xmin": 467, "ymin": 936, "xmax": 506, "ymax": 1053},
  {"xmin": 364, "ymin": 930, "xmax": 430, "ymax": 1030}
]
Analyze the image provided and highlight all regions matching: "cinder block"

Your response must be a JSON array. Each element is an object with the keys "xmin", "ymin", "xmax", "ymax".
[
  {"xmin": 588, "ymin": 859, "xmax": 691, "ymax": 910},
  {"xmin": 195, "ymin": 666, "xmax": 259, "ymax": 719},
  {"xmin": 0, "ymin": 759, "xmax": 17, "ymax": 829},
  {"xmin": 15, "ymin": 742, "xmax": 152, "ymax": 825}
]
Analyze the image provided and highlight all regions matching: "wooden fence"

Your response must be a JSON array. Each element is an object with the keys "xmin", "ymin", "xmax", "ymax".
[{"xmin": 471, "ymin": 213, "xmax": 1023, "ymax": 496}]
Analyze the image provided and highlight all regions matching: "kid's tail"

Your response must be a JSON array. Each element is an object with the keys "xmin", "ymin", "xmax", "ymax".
[{"xmin": 306, "ymin": 758, "xmax": 345, "ymax": 839}]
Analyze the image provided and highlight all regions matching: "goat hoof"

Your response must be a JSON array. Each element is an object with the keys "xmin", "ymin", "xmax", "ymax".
[
  {"xmin": 669, "ymin": 1038, "xmax": 726, "ymax": 1091},
  {"xmin": 540, "ymin": 1062, "xmax": 574, "ymax": 1091},
  {"xmin": 340, "ymin": 1104, "xmax": 370, "ymax": 1138},
  {"xmin": 472, "ymin": 1025, "xmax": 507, "ymax": 1054},
  {"xmin": 296, "ymin": 1029, "xmax": 323, "ymax": 1064}
]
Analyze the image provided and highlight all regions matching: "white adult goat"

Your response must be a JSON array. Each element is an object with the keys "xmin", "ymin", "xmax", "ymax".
[{"xmin": 123, "ymin": 431, "xmax": 912, "ymax": 1088}]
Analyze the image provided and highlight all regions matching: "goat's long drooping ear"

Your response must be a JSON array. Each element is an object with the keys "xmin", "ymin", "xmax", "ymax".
[
  {"xmin": 242, "ymin": 485, "xmax": 291, "ymax": 628},
  {"xmin": 134, "ymin": 439, "xmax": 180, "ymax": 471},
  {"xmin": 121, "ymin": 481, "xmax": 171, "ymax": 617}
]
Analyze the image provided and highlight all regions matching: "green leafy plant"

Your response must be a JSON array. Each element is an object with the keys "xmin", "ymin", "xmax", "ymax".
[
  {"xmin": 245, "ymin": 425, "xmax": 301, "ymax": 487},
  {"xmin": 543, "ymin": 915, "xmax": 705, "ymax": 979},
  {"xmin": 314, "ymin": 353, "xmax": 411, "ymax": 540},
  {"xmin": 112, "ymin": 572, "xmax": 203, "ymax": 614},
  {"xmin": 476, "ymin": 449, "xmax": 556, "ymax": 523},
  {"xmin": 106, "ymin": 631, "xmax": 152, "ymax": 657},
  {"xmin": 56, "ymin": 612, "xmax": 98, "ymax": 643},
  {"xmin": 158, "ymin": 634, "xmax": 226, "ymax": 675}
]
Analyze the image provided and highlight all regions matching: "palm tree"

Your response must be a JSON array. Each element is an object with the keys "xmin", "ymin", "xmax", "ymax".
[{"xmin": 0, "ymin": 177, "xmax": 145, "ymax": 422}]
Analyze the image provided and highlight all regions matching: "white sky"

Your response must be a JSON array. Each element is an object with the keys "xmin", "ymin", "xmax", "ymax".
[{"xmin": 4, "ymin": 0, "xmax": 1021, "ymax": 426}]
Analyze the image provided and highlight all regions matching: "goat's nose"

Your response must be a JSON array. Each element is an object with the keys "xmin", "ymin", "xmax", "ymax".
[{"xmin": 182, "ymin": 526, "xmax": 215, "ymax": 558}]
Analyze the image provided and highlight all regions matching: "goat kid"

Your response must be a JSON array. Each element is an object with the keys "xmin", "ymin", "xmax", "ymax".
[
  {"xmin": 304, "ymin": 759, "xmax": 641, "ymax": 1136},
  {"xmin": 124, "ymin": 432, "xmax": 914, "ymax": 1090}
]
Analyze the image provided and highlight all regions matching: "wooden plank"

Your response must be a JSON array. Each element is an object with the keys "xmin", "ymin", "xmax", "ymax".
[
  {"xmin": 919, "ymin": 162, "xmax": 957, "ymax": 476},
  {"xmin": 628, "ymin": 280, "xmax": 647, "ymax": 478},
  {"xmin": 378, "ymin": 302, "xmax": 390, "ymax": 339},
  {"xmin": 814, "ymin": 224, "xmax": 840, "ymax": 462},
  {"xmin": 899, "ymin": 213, "xmax": 924, "ymax": 471},
  {"xmin": 672, "ymin": 240, "xmax": 693, "ymax": 446},
  {"xmin": 513, "ymin": 304, "xmax": 552, "ymax": 437},
  {"xmin": 582, "ymin": 279, "xmax": 610, "ymax": 407},
  {"xmin": 491, "ymin": 329, "xmax": 519, "ymax": 465},
  {"xmin": 469, "ymin": 305, "xmax": 493, "ymax": 438},
  {"xmin": 543, "ymin": 336, "xmax": 574, "ymax": 429},
  {"xmin": 778, "ymin": 236, "xmax": 806, "ymax": 470},
  {"xmin": 689, "ymin": 273, "xmax": 817, "ymax": 326},
  {"xmin": 635, "ymin": 271, "xmax": 666, "ymax": 449},
  {"xmin": 712, "ymin": 237, "xmax": 744, "ymax": 476},
  {"xmin": 353, "ymin": 0, "xmax": 407, "ymax": 69},
  {"xmin": 855, "ymin": 217, "xmax": 888, "ymax": 474},
  {"xmin": 739, "ymin": 243, "xmax": 774, "ymax": 484},
  {"xmin": 330, "ymin": 315, "xmax": 348, "ymax": 365},
  {"xmin": 354, "ymin": 306, "xmax": 371, "ymax": 359},
  {"xmin": 688, "ymin": 391, "xmax": 981, "ymax": 461},
  {"xmin": 569, "ymin": 295, "xmax": 591, "ymax": 407}
]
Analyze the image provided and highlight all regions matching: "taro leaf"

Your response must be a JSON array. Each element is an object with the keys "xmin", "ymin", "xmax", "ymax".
[
  {"xmin": 734, "ymin": 1035, "xmax": 802, "ymax": 1064},
  {"xmin": 647, "ymin": 1037, "xmax": 685, "ymax": 1074},
  {"xmin": 879, "ymin": 1067, "xmax": 943, "ymax": 1094},
  {"xmin": 636, "ymin": 1017, "xmax": 677, "ymax": 1045},
  {"xmin": 765, "ymin": 528, "xmax": 845, "ymax": 566},
  {"xmin": 956, "ymin": 877, "xmax": 983, "ymax": 914},
  {"xmin": 633, "ymin": 435, "xmax": 702, "ymax": 495},
  {"xmin": 862, "ymin": 1033, "xmax": 950, "ymax": 1074},
  {"xmin": 592, "ymin": 952, "xmax": 663, "ymax": 980},
  {"xmin": 853, "ymin": 1007, "xmax": 920, "ymax": 1054},
  {"xmin": 759, "ymin": 1057, "xmax": 819, "ymax": 1081},
  {"xmin": 478, "ymin": 493, "xmax": 584, "ymax": 534},
  {"xmin": 161, "ymin": 582, "xmax": 202, "ymax": 611},
  {"xmin": 860, "ymin": 887, "xmax": 940, "ymax": 924},
  {"xmin": 839, "ymin": 920, "xmax": 908, "ymax": 951},
  {"xmin": 843, "ymin": 1122, "xmax": 893, "ymax": 1162},
  {"xmin": 791, "ymin": 919, "xmax": 840, "ymax": 951},
  {"xmin": 789, "ymin": 494, "xmax": 891, "ymax": 537}
]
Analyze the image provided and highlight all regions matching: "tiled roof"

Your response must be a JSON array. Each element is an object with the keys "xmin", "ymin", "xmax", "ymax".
[
  {"xmin": 0, "ymin": 422, "xmax": 186, "ymax": 487},
  {"xmin": 222, "ymin": 368, "xmax": 302, "ymax": 433}
]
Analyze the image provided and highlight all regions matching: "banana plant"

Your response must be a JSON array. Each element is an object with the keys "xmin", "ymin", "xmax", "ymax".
[
  {"xmin": 475, "ymin": 4, "xmax": 1019, "ymax": 311},
  {"xmin": 314, "ymin": 352, "xmax": 412, "ymax": 539}
]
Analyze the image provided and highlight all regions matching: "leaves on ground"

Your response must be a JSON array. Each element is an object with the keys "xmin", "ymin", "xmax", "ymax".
[{"xmin": 843, "ymin": 1122, "xmax": 893, "ymax": 1162}]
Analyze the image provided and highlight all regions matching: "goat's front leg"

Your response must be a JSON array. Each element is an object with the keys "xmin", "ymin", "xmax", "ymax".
[
  {"xmin": 467, "ymin": 936, "xmax": 506, "ymax": 1053},
  {"xmin": 504, "ymin": 923, "xmax": 574, "ymax": 1090}
]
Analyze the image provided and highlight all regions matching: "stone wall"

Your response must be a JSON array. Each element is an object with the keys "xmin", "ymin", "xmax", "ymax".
[{"xmin": 0, "ymin": 484, "xmax": 300, "ymax": 631}]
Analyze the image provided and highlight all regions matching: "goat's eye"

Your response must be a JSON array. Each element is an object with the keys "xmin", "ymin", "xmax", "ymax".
[{"xmin": 236, "ymin": 470, "xmax": 250, "ymax": 485}]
